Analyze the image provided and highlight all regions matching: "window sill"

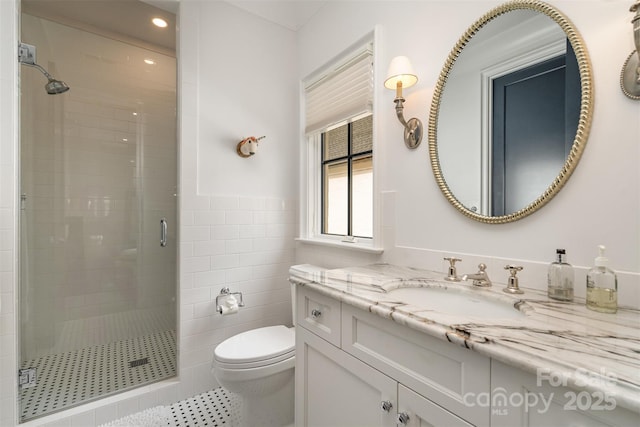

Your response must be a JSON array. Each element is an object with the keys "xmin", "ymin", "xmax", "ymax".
[{"xmin": 295, "ymin": 237, "xmax": 384, "ymax": 254}]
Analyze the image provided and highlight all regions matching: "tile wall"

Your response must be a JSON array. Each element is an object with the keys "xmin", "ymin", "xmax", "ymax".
[{"xmin": 179, "ymin": 194, "xmax": 297, "ymax": 394}]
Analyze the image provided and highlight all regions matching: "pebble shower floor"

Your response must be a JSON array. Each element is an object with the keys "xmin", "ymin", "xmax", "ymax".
[{"xmin": 19, "ymin": 330, "xmax": 176, "ymax": 420}]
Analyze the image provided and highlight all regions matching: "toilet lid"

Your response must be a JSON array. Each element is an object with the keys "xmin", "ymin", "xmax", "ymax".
[{"xmin": 214, "ymin": 325, "xmax": 295, "ymax": 364}]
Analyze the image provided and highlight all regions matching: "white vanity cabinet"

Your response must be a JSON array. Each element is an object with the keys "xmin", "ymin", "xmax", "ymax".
[
  {"xmin": 295, "ymin": 285, "xmax": 639, "ymax": 427},
  {"xmin": 295, "ymin": 286, "xmax": 486, "ymax": 426},
  {"xmin": 490, "ymin": 360, "xmax": 639, "ymax": 427}
]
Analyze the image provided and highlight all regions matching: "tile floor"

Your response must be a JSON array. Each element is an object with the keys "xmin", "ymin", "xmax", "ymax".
[
  {"xmin": 101, "ymin": 388, "xmax": 242, "ymax": 427},
  {"xmin": 168, "ymin": 388, "xmax": 242, "ymax": 427},
  {"xmin": 19, "ymin": 329, "xmax": 176, "ymax": 421}
]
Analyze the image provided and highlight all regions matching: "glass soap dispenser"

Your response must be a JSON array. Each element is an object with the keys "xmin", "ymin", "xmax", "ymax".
[
  {"xmin": 586, "ymin": 245, "xmax": 618, "ymax": 314},
  {"xmin": 547, "ymin": 249, "xmax": 574, "ymax": 301}
]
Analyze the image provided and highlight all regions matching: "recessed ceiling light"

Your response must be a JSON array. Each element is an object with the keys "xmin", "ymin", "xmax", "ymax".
[
  {"xmin": 144, "ymin": 58, "xmax": 155, "ymax": 65},
  {"xmin": 152, "ymin": 17, "xmax": 168, "ymax": 28}
]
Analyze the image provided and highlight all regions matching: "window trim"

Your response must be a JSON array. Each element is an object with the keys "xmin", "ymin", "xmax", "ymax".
[{"xmin": 298, "ymin": 29, "xmax": 383, "ymax": 253}]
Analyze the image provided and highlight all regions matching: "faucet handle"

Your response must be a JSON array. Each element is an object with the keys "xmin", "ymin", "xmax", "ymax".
[
  {"xmin": 444, "ymin": 257, "xmax": 462, "ymax": 281},
  {"xmin": 503, "ymin": 265, "xmax": 524, "ymax": 294}
]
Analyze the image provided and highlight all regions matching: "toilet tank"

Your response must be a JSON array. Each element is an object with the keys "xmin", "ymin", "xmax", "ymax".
[{"xmin": 289, "ymin": 264, "xmax": 326, "ymax": 327}]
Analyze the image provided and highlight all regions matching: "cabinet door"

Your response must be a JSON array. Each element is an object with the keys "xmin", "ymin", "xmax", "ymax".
[
  {"xmin": 342, "ymin": 304, "xmax": 490, "ymax": 426},
  {"xmin": 491, "ymin": 360, "xmax": 640, "ymax": 427},
  {"xmin": 296, "ymin": 326, "xmax": 397, "ymax": 427},
  {"xmin": 398, "ymin": 385, "xmax": 473, "ymax": 427}
]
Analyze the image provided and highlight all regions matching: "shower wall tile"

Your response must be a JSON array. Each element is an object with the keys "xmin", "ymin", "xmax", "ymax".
[
  {"xmin": 192, "ymin": 240, "xmax": 225, "ymax": 256},
  {"xmin": 225, "ymin": 211, "xmax": 253, "ymax": 225},
  {"xmin": 193, "ymin": 211, "xmax": 225, "ymax": 225},
  {"xmin": 212, "ymin": 224, "xmax": 239, "ymax": 240},
  {"xmin": 181, "ymin": 225, "xmax": 210, "ymax": 241},
  {"xmin": 181, "ymin": 288, "xmax": 211, "ymax": 306},
  {"xmin": 210, "ymin": 254, "xmax": 239, "ymax": 269},
  {"xmin": 225, "ymin": 266, "xmax": 253, "ymax": 283},
  {"xmin": 193, "ymin": 270, "xmax": 225, "ymax": 288},
  {"xmin": 182, "ymin": 256, "xmax": 210, "ymax": 273}
]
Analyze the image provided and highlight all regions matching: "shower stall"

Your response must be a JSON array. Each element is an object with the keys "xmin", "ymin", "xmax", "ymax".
[{"xmin": 18, "ymin": 0, "xmax": 177, "ymax": 421}]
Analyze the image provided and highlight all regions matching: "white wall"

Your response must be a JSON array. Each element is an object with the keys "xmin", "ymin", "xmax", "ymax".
[
  {"xmin": 295, "ymin": 0, "xmax": 640, "ymax": 307},
  {"xmin": 178, "ymin": 0, "xmax": 297, "ymax": 410},
  {"xmin": 0, "ymin": 0, "xmax": 298, "ymax": 425}
]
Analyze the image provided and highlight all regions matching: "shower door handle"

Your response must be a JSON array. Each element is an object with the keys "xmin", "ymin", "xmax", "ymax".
[{"xmin": 160, "ymin": 218, "xmax": 168, "ymax": 247}]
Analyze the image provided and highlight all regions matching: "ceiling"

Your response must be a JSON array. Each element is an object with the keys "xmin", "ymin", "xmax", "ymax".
[
  {"xmin": 223, "ymin": 1, "xmax": 327, "ymax": 31},
  {"xmin": 22, "ymin": 0, "xmax": 177, "ymax": 54},
  {"xmin": 21, "ymin": 0, "xmax": 326, "ymax": 57}
]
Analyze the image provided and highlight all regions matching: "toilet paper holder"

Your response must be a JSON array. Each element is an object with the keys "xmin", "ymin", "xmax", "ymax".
[{"xmin": 216, "ymin": 287, "xmax": 245, "ymax": 314}]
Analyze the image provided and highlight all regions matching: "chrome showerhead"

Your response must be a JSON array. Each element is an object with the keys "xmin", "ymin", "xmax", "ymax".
[
  {"xmin": 18, "ymin": 42, "xmax": 70, "ymax": 95},
  {"xmin": 44, "ymin": 78, "xmax": 70, "ymax": 95}
]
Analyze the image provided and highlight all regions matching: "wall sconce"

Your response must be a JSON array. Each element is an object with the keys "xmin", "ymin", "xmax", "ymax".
[
  {"xmin": 384, "ymin": 56, "xmax": 423, "ymax": 149},
  {"xmin": 621, "ymin": 1, "xmax": 640, "ymax": 99},
  {"xmin": 236, "ymin": 136, "xmax": 265, "ymax": 158}
]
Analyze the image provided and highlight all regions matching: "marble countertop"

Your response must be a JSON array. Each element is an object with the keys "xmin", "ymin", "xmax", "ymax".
[{"xmin": 289, "ymin": 263, "xmax": 640, "ymax": 413}]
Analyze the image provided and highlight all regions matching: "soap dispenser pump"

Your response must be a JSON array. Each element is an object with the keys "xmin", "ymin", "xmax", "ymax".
[
  {"xmin": 547, "ymin": 249, "xmax": 574, "ymax": 301},
  {"xmin": 586, "ymin": 245, "xmax": 618, "ymax": 314}
]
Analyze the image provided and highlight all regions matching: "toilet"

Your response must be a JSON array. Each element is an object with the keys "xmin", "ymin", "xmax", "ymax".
[
  {"xmin": 213, "ymin": 325, "xmax": 295, "ymax": 426},
  {"xmin": 212, "ymin": 272, "xmax": 313, "ymax": 427}
]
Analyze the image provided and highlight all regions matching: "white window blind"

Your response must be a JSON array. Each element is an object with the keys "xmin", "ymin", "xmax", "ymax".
[{"xmin": 305, "ymin": 47, "xmax": 373, "ymax": 135}]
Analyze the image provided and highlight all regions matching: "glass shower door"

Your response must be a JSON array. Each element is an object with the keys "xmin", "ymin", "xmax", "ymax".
[{"xmin": 19, "ymin": 6, "xmax": 177, "ymax": 421}]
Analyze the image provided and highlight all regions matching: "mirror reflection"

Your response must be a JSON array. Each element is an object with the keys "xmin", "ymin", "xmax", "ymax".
[{"xmin": 429, "ymin": 2, "xmax": 592, "ymax": 223}]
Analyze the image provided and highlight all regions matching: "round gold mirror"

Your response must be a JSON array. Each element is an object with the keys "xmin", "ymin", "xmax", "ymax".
[{"xmin": 428, "ymin": 0, "xmax": 593, "ymax": 224}]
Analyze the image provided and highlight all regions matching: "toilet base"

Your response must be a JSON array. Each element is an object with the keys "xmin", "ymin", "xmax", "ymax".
[{"xmin": 229, "ymin": 371, "xmax": 293, "ymax": 427}]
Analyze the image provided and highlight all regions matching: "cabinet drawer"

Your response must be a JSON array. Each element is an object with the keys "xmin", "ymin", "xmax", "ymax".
[
  {"xmin": 342, "ymin": 304, "xmax": 490, "ymax": 427},
  {"xmin": 297, "ymin": 286, "xmax": 341, "ymax": 347}
]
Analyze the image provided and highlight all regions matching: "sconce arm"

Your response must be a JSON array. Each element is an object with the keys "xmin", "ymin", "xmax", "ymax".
[
  {"xmin": 394, "ymin": 97, "xmax": 409, "ymax": 128},
  {"xmin": 622, "ymin": 1, "xmax": 640, "ymax": 99},
  {"xmin": 393, "ymin": 97, "xmax": 423, "ymax": 149}
]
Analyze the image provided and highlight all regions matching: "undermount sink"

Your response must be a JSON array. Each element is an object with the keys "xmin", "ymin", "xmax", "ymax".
[{"xmin": 385, "ymin": 286, "xmax": 528, "ymax": 319}]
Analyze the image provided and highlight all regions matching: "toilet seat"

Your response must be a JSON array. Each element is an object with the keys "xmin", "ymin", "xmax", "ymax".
[{"xmin": 214, "ymin": 325, "xmax": 295, "ymax": 369}]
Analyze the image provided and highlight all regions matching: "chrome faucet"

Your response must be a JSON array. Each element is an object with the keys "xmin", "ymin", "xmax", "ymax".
[
  {"xmin": 503, "ymin": 265, "xmax": 524, "ymax": 294},
  {"xmin": 443, "ymin": 257, "xmax": 462, "ymax": 281},
  {"xmin": 461, "ymin": 263, "xmax": 492, "ymax": 288}
]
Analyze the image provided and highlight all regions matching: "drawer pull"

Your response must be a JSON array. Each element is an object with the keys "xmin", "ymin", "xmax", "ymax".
[
  {"xmin": 380, "ymin": 400, "xmax": 393, "ymax": 412},
  {"xmin": 397, "ymin": 412, "xmax": 410, "ymax": 425},
  {"xmin": 311, "ymin": 309, "xmax": 322, "ymax": 319}
]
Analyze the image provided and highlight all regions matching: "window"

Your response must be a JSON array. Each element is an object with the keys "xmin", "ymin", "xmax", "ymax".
[
  {"xmin": 322, "ymin": 115, "xmax": 372, "ymax": 237},
  {"xmin": 301, "ymin": 41, "xmax": 378, "ymax": 249}
]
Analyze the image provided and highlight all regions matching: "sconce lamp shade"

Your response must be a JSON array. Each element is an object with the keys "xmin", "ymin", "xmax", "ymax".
[
  {"xmin": 384, "ymin": 55, "xmax": 423, "ymax": 149},
  {"xmin": 384, "ymin": 56, "xmax": 418, "ymax": 91}
]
